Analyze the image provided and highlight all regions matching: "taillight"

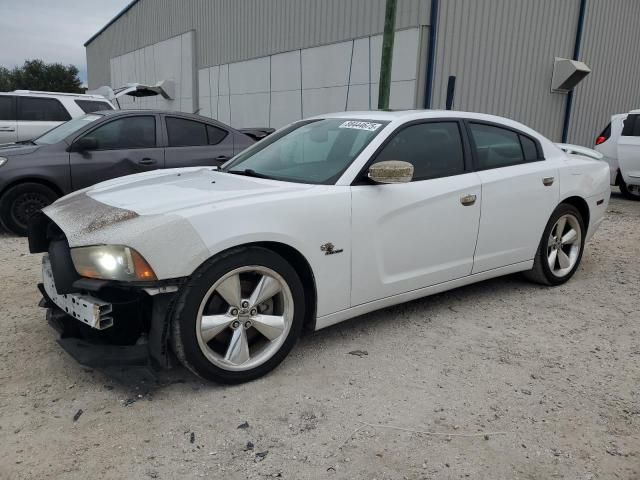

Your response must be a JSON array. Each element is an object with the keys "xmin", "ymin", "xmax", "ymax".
[{"xmin": 595, "ymin": 123, "xmax": 611, "ymax": 146}]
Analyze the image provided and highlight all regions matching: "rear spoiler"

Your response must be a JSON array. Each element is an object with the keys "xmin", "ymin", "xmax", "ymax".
[
  {"xmin": 555, "ymin": 143, "xmax": 604, "ymax": 160},
  {"xmin": 238, "ymin": 128, "xmax": 275, "ymax": 141}
]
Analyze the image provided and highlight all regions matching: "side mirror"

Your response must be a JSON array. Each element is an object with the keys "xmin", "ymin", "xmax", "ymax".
[
  {"xmin": 74, "ymin": 137, "xmax": 98, "ymax": 152},
  {"xmin": 367, "ymin": 160, "xmax": 414, "ymax": 184}
]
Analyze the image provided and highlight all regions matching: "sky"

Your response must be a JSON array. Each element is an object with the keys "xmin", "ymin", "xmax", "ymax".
[{"xmin": 0, "ymin": 0, "xmax": 131, "ymax": 85}]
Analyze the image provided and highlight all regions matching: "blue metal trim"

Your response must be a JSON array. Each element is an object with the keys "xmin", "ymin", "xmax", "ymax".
[
  {"xmin": 561, "ymin": 0, "xmax": 588, "ymax": 142},
  {"xmin": 424, "ymin": 0, "xmax": 439, "ymax": 109}
]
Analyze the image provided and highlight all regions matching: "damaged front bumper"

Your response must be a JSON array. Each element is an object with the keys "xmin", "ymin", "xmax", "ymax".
[
  {"xmin": 30, "ymin": 212, "xmax": 185, "ymax": 370},
  {"xmin": 38, "ymin": 251, "xmax": 181, "ymax": 370}
]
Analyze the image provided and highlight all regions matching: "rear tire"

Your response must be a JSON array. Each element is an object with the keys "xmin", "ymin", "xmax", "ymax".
[
  {"xmin": 618, "ymin": 176, "xmax": 640, "ymax": 201},
  {"xmin": 171, "ymin": 246, "xmax": 305, "ymax": 384},
  {"xmin": 524, "ymin": 203, "xmax": 585, "ymax": 286},
  {"xmin": 0, "ymin": 183, "xmax": 59, "ymax": 236}
]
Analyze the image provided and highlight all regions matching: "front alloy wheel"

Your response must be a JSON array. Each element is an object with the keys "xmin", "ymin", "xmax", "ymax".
[
  {"xmin": 195, "ymin": 266, "xmax": 294, "ymax": 371},
  {"xmin": 172, "ymin": 246, "xmax": 305, "ymax": 384}
]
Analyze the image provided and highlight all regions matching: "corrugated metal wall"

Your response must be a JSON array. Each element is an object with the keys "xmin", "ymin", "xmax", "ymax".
[
  {"xmin": 569, "ymin": 0, "xmax": 640, "ymax": 146},
  {"xmin": 86, "ymin": 0, "xmax": 431, "ymax": 88},
  {"xmin": 430, "ymin": 0, "xmax": 580, "ymax": 142}
]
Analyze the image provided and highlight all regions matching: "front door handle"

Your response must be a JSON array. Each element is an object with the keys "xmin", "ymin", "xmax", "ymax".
[
  {"xmin": 543, "ymin": 176, "xmax": 554, "ymax": 186},
  {"xmin": 138, "ymin": 157, "xmax": 156, "ymax": 165},
  {"xmin": 0, "ymin": 127, "xmax": 15, "ymax": 132},
  {"xmin": 215, "ymin": 155, "xmax": 230, "ymax": 161},
  {"xmin": 460, "ymin": 194, "xmax": 477, "ymax": 206}
]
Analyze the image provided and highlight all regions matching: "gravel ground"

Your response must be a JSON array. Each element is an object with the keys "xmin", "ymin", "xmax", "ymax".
[{"xmin": 0, "ymin": 191, "xmax": 638, "ymax": 480}]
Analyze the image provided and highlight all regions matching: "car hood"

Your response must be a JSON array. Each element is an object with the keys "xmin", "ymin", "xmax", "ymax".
[
  {"xmin": 79, "ymin": 167, "xmax": 314, "ymax": 215},
  {"xmin": 0, "ymin": 142, "xmax": 41, "ymax": 156},
  {"xmin": 43, "ymin": 167, "xmax": 315, "ymax": 247}
]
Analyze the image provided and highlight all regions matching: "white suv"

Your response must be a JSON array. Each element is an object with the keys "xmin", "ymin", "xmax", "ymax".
[
  {"xmin": 594, "ymin": 109, "xmax": 640, "ymax": 200},
  {"xmin": 0, "ymin": 90, "xmax": 115, "ymax": 144}
]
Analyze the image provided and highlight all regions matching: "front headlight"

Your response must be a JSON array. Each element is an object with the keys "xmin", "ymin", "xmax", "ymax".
[
  {"xmin": 0, "ymin": 157, "xmax": 7, "ymax": 167},
  {"xmin": 70, "ymin": 245, "xmax": 157, "ymax": 281}
]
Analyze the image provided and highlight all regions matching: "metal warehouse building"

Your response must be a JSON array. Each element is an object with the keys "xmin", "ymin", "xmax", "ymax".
[{"xmin": 85, "ymin": 0, "xmax": 640, "ymax": 146}]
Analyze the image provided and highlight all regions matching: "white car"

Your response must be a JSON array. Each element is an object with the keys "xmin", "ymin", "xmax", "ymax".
[
  {"xmin": 594, "ymin": 109, "xmax": 640, "ymax": 200},
  {"xmin": 0, "ymin": 90, "xmax": 114, "ymax": 144},
  {"xmin": 29, "ymin": 110, "xmax": 610, "ymax": 383}
]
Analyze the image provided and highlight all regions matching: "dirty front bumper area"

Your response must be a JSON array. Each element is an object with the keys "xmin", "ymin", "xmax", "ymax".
[{"xmin": 30, "ymin": 213, "xmax": 181, "ymax": 370}]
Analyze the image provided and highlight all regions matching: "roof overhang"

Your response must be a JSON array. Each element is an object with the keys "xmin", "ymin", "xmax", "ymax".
[{"xmin": 87, "ymin": 81, "xmax": 175, "ymax": 101}]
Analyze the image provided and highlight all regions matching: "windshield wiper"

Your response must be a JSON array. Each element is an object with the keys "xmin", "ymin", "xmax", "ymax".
[{"xmin": 227, "ymin": 168, "xmax": 275, "ymax": 180}]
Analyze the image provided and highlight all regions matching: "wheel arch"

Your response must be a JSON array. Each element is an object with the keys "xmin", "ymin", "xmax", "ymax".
[
  {"xmin": 0, "ymin": 177, "xmax": 64, "ymax": 199},
  {"xmin": 559, "ymin": 195, "xmax": 590, "ymax": 234},
  {"xmin": 197, "ymin": 241, "xmax": 318, "ymax": 333}
]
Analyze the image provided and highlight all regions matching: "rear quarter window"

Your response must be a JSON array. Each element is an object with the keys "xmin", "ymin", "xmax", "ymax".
[{"xmin": 75, "ymin": 100, "xmax": 114, "ymax": 113}]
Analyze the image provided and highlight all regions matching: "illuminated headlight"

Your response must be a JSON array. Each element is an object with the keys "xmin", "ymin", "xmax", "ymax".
[
  {"xmin": 0, "ymin": 157, "xmax": 7, "ymax": 167},
  {"xmin": 70, "ymin": 245, "xmax": 157, "ymax": 281}
]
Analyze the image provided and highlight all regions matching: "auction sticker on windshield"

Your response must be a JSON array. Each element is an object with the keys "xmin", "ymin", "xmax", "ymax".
[{"xmin": 339, "ymin": 121, "xmax": 382, "ymax": 131}]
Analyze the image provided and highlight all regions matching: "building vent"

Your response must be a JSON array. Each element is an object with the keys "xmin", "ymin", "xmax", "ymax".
[{"xmin": 551, "ymin": 57, "xmax": 591, "ymax": 93}]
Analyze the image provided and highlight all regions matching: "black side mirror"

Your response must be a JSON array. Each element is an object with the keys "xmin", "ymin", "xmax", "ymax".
[{"xmin": 74, "ymin": 137, "xmax": 98, "ymax": 152}]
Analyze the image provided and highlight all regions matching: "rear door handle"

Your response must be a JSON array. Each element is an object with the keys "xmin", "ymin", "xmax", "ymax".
[
  {"xmin": 215, "ymin": 155, "xmax": 230, "ymax": 161},
  {"xmin": 138, "ymin": 158, "xmax": 156, "ymax": 165},
  {"xmin": 543, "ymin": 176, "xmax": 554, "ymax": 186},
  {"xmin": 460, "ymin": 194, "xmax": 477, "ymax": 206},
  {"xmin": 0, "ymin": 127, "xmax": 15, "ymax": 132}
]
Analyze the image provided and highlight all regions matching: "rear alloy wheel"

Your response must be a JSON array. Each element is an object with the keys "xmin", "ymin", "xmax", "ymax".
[
  {"xmin": 619, "ymin": 176, "xmax": 640, "ymax": 201},
  {"xmin": 171, "ymin": 247, "xmax": 305, "ymax": 384},
  {"xmin": 525, "ymin": 204, "xmax": 585, "ymax": 285},
  {"xmin": 0, "ymin": 183, "xmax": 58, "ymax": 236}
]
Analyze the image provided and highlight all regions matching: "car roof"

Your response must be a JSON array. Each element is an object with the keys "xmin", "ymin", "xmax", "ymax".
[
  {"xmin": 315, "ymin": 109, "xmax": 521, "ymax": 123},
  {"xmin": 312, "ymin": 109, "xmax": 542, "ymax": 136},
  {"xmin": 99, "ymin": 109, "xmax": 216, "ymax": 119}
]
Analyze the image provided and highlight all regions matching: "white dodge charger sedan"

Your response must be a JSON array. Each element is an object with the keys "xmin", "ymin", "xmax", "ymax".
[{"xmin": 29, "ymin": 110, "xmax": 610, "ymax": 383}]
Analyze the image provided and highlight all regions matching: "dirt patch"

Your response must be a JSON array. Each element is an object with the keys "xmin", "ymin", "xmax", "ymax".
[{"xmin": 1, "ymin": 192, "xmax": 638, "ymax": 479}]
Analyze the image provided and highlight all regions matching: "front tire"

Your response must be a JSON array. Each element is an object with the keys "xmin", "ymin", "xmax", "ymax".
[
  {"xmin": 0, "ymin": 182, "xmax": 58, "ymax": 236},
  {"xmin": 619, "ymin": 176, "xmax": 640, "ymax": 201},
  {"xmin": 171, "ymin": 246, "xmax": 305, "ymax": 384},
  {"xmin": 525, "ymin": 204, "xmax": 585, "ymax": 286}
]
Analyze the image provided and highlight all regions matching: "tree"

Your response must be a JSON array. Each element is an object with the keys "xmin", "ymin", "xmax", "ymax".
[{"xmin": 0, "ymin": 59, "xmax": 82, "ymax": 93}]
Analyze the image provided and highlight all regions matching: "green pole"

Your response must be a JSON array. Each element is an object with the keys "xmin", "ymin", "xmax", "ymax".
[{"xmin": 378, "ymin": 0, "xmax": 398, "ymax": 110}]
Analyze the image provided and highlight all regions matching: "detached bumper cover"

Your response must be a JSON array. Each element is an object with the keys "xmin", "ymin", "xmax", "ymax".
[{"xmin": 39, "ymin": 280, "xmax": 176, "ymax": 370}]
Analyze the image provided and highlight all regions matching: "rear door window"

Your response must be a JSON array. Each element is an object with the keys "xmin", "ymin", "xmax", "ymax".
[
  {"xmin": 622, "ymin": 114, "xmax": 640, "ymax": 136},
  {"xmin": 469, "ymin": 123, "xmax": 528, "ymax": 169},
  {"xmin": 0, "ymin": 96, "xmax": 15, "ymax": 120},
  {"xmin": 166, "ymin": 117, "xmax": 208, "ymax": 147},
  {"xmin": 75, "ymin": 100, "xmax": 114, "ymax": 113},
  {"xmin": 17, "ymin": 97, "xmax": 71, "ymax": 121}
]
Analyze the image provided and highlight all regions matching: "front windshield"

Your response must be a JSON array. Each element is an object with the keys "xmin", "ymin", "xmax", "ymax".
[
  {"xmin": 34, "ymin": 114, "xmax": 102, "ymax": 145},
  {"xmin": 223, "ymin": 118, "xmax": 389, "ymax": 184}
]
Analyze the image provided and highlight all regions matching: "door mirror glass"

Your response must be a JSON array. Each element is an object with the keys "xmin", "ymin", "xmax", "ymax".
[
  {"xmin": 368, "ymin": 160, "xmax": 414, "ymax": 184},
  {"xmin": 75, "ymin": 136, "xmax": 98, "ymax": 152}
]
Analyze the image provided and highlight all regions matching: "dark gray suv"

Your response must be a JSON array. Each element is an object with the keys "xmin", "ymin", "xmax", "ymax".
[{"xmin": 0, "ymin": 110, "xmax": 256, "ymax": 235}]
